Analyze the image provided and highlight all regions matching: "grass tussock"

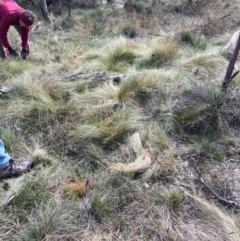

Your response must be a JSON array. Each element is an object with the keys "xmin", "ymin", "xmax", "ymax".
[
  {"xmin": 17, "ymin": 202, "xmax": 80, "ymax": 241},
  {"xmin": 70, "ymin": 109, "xmax": 140, "ymax": 146},
  {"xmin": 97, "ymin": 36, "xmax": 139, "ymax": 72},
  {"xmin": 136, "ymin": 39, "xmax": 179, "ymax": 69},
  {"xmin": 83, "ymin": 70, "xmax": 162, "ymax": 108},
  {"xmin": 181, "ymin": 52, "xmax": 227, "ymax": 78}
]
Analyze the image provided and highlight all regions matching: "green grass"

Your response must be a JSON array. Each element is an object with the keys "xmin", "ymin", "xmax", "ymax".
[{"xmin": 17, "ymin": 201, "xmax": 80, "ymax": 241}]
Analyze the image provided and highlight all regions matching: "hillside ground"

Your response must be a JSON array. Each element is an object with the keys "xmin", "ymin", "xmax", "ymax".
[{"xmin": 1, "ymin": 0, "xmax": 240, "ymax": 240}]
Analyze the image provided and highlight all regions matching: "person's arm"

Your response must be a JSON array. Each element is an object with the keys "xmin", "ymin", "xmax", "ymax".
[
  {"xmin": 0, "ymin": 18, "xmax": 11, "ymax": 48},
  {"xmin": 21, "ymin": 26, "xmax": 30, "ymax": 48}
]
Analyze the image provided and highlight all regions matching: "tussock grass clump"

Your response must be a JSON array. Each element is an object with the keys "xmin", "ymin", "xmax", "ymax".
[
  {"xmin": 5, "ymin": 77, "xmax": 80, "ymax": 136},
  {"xmin": 0, "ymin": 60, "xmax": 32, "ymax": 79},
  {"xmin": 168, "ymin": 190, "xmax": 184, "ymax": 212},
  {"xmin": 97, "ymin": 37, "xmax": 139, "ymax": 72},
  {"xmin": 197, "ymin": 138, "xmax": 225, "ymax": 162},
  {"xmin": 70, "ymin": 109, "xmax": 140, "ymax": 146},
  {"xmin": 173, "ymin": 103, "xmax": 219, "ymax": 136},
  {"xmin": 85, "ymin": 71, "xmax": 161, "ymax": 108},
  {"xmin": 13, "ymin": 77, "xmax": 72, "ymax": 102},
  {"xmin": 172, "ymin": 83, "xmax": 221, "ymax": 136},
  {"xmin": 31, "ymin": 147, "xmax": 57, "ymax": 166},
  {"xmin": 17, "ymin": 100, "xmax": 77, "ymax": 133},
  {"xmin": 136, "ymin": 39, "xmax": 179, "ymax": 69},
  {"xmin": 180, "ymin": 30, "xmax": 207, "ymax": 50},
  {"xmin": 7, "ymin": 176, "xmax": 51, "ymax": 222},
  {"xmin": 0, "ymin": 127, "xmax": 29, "ymax": 157},
  {"xmin": 181, "ymin": 53, "xmax": 227, "ymax": 77},
  {"xmin": 18, "ymin": 202, "xmax": 80, "ymax": 241},
  {"xmin": 85, "ymin": 144, "xmax": 107, "ymax": 169},
  {"xmin": 121, "ymin": 24, "xmax": 137, "ymax": 38},
  {"xmin": 2, "ymin": 3, "xmax": 240, "ymax": 241},
  {"xmin": 148, "ymin": 123, "xmax": 170, "ymax": 151},
  {"xmin": 91, "ymin": 192, "xmax": 115, "ymax": 223}
]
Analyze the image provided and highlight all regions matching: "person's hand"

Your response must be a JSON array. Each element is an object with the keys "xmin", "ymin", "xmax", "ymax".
[
  {"xmin": 8, "ymin": 47, "xmax": 19, "ymax": 57},
  {"xmin": 21, "ymin": 47, "xmax": 29, "ymax": 60}
]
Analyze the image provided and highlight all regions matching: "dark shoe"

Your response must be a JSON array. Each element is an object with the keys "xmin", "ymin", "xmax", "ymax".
[{"xmin": 0, "ymin": 159, "xmax": 33, "ymax": 180}]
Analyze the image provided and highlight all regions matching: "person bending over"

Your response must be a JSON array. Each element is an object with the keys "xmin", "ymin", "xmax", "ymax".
[
  {"xmin": 0, "ymin": 139, "xmax": 33, "ymax": 180},
  {"xmin": 0, "ymin": 0, "xmax": 35, "ymax": 60}
]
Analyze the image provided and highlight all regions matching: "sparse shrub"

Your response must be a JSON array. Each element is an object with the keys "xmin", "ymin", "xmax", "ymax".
[
  {"xmin": 52, "ymin": 16, "xmax": 76, "ymax": 30},
  {"xmin": 121, "ymin": 25, "xmax": 137, "ymax": 38},
  {"xmin": 182, "ymin": 0, "xmax": 216, "ymax": 14},
  {"xmin": 124, "ymin": 0, "xmax": 152, "ymax": 13},
  {"xmin": 180, "ymin": 30, "xmax": 207, "ymax": 50}
]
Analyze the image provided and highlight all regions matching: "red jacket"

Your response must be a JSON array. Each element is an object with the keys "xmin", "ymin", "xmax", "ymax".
[{"xmin": 0, "ymin": 0, "xmax": 29, "ymax": 48}]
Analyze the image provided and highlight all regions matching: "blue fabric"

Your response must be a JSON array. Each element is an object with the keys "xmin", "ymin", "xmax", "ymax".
[{"xmin": 0, "ymin": 139, "xmax": 11, "ymax": 167}]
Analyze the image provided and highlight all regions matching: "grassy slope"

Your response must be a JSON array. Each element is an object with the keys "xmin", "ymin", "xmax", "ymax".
[{"xmin": 1, "ymin": 1, "xmax": 240, "ymax": 240}]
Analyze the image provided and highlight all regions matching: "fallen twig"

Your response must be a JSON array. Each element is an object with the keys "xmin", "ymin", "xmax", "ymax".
[
  {"xmin": 191, "ymin": 13, "xmax": 231, "ymax": 32},
  {"xmin": 140, "ymin": 12, "xmax": 231, "ymax": 38},
  {"xmin": 196, "ymin": 166, "xmax": 240, "ymax": 210},
  {"xmin": 56, "ymin": 71, "xmax": 126, "ymax": 82}
]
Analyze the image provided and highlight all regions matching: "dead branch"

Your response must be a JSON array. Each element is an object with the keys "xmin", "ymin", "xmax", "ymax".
[
  {"xmin": 140, "ymin": 13, "xmax": 231, "ymax": 38},
  {"xmin": 191, "ymin": 13, "xmax": 231, "ymax": 32},
  {"xmin": 196, "ymin": 167, "xmax": 240, "ymax": 210},
  {"xmin": 56, "ymin": 71, "xmax": 126, "ymax": 82},
  {"xmin": 222, "ymin": 31, "xmax": 240, "ymax": 91}
]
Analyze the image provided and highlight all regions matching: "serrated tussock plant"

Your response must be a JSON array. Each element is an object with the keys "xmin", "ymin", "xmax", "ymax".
[
  {"xmin": 97, "ymin": 36, "xmax": 139, "ymax": 72},
  {"xmin": 69, "ymin": 109, "xmax": 140, "ymax": 146},
  {"xmin": 168, "ymin": 190, "xmax": 184, "ymax": 212},
  {"xmin": 91, "ymin": 192, "xmax": 115, "ymax": 223},
  {"xmin": 181, "ymin": 52, "xmax": 227, "ymax": 77},
  {"xmin": 136, "ymin": 38, "xmax": 179, "ymax": 69},
  {"xmin": 17, "ymin": 202, "xmax": 80, "ymax": 241},
  {"xmin": 8, "ymin": 175, "xmax": 51, "ymax": 222},
  {"xmin": 85, "ymin": 71, "xmax": 161, "ymax": 107},
  {"xmin": 197, "ymin": 138, "xmax": 225, "ymax": 162},
  {"xmin": 0, "ymin": 127, "xmax": 29, "ymax": 157}
]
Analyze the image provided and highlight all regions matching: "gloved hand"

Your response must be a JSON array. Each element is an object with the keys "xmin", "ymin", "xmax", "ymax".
[
  {"xmin": 21, "ymin": 47, "xmax": 29, "ymax": 60},
  {"xmin": 8, "ymin": 46, "xmax": 19, "ymax": 57}
]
